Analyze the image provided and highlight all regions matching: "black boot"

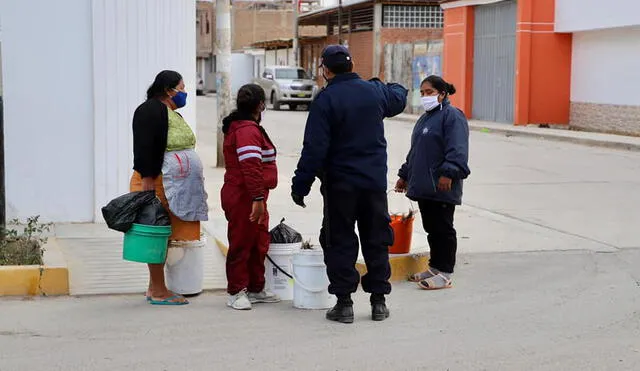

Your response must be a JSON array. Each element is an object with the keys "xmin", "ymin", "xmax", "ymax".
[
  {"xmin": 371, "ymin": 294, "xmax": 390, "ymax": 321},
  {"xmin": 326, "ymin": 295, "xmax": 354, "ymax": 324}
]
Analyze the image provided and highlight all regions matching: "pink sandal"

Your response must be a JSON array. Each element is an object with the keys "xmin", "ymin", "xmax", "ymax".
[{"xmin": 408, "ymin": 268, "xmax": 437, "ymax": 283}]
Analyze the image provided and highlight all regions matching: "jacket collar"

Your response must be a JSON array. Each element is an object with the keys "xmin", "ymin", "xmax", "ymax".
[
  {"xmin": 327, "ymin": 72, "xmax": 360, "ymax": 85},
  {"xmin": 222, "ymin": 110, "xmax": 259, "ymax": 134}
]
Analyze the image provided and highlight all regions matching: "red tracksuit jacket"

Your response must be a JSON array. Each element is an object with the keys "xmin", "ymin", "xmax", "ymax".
[{"xmin": 222, "ymin": 119, "xmax": 278, "ymax": 200}]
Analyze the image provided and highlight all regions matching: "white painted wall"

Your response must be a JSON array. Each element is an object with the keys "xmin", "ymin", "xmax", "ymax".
[
  {"xmin": 265, "ymin": 48, "xmax": 295, "ymax": 67},
  {"xmin": 570, "ymin": 27, "xmax": 640, "ymax": 106},
  {"xmin": 556, "ymin": 0, "xmax": 640, "ymax": 33},
  {"xmin": 0, "ymin": 0, "xmax": 95, "ymax": 222},
  {"xmin": 92, "ymin": 0, "xmax": 196, "ymax": 222},
  {"xmin": 0, "ymin": 0, "xmax": 196, "ymax": 222},
  {"xmin": 231, "ymin": 53, "xmax": 256, "ymax": 97}
]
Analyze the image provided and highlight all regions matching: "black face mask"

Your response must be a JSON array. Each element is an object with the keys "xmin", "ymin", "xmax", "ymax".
[
  {"xmin": 256, "ymin": 103, "xmax": 265, "ymax": 124},
  {"xmin": 321, "ymin": 66, "xmax": 330, "ymax": 83}
]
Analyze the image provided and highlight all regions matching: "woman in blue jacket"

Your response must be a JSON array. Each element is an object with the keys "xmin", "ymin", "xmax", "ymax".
[{"xmin": 395, "ymin": 75, "xmax": 470, "ymax": 290}]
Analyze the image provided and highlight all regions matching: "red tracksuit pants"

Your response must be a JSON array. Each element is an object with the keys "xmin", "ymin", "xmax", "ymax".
[{"xmin": 221, "ymin": 185, "xmax": 270, "ymax": 295}]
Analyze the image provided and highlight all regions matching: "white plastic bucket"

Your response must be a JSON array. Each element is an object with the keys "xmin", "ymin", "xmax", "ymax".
[
  {"xmin": 265, "ymin": 242, "xmax": 300, "ymax": 301},
  {"xmin": 165, "ymin": 238, "xmax": 205, "ymax": 296},
  {"xmin": 292, "ymin": 248, "xmax": 336, "ymax": 310}
]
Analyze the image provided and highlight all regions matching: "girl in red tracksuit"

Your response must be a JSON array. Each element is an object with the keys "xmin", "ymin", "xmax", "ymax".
[{"xmin": 221, "ymin": 84, "xmax": 279, "ymax": 310}]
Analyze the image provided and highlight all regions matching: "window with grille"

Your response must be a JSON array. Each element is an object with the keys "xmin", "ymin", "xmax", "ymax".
[{"xmin": 382, "ymin": 5, "xmax": 444, "ymax": 29}]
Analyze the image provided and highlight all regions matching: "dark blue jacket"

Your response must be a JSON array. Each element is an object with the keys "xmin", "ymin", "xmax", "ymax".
[
  {"xmin": 292, "ymin": 73, "xmax": 408, "ymax": 196},
  {"xmin": 399, "ymin": 99, "xmax": 470, "ymax": 205}
]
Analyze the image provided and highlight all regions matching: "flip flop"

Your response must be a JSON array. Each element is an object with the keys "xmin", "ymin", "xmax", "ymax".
[{"xmin": 149, "ymin": 295, "xmax": 189, "ymax": 306}]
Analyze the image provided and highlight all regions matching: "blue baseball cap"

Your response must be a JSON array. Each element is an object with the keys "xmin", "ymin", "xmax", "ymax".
[{"xmin": 321, "ymin": 44, "xmax": 352, "ymax": 69}]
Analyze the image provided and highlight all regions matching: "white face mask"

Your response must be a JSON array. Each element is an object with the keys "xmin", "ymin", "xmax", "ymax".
[{"xmin": 421, "ymin": 95, "xmax": 440, "ymax": 112}]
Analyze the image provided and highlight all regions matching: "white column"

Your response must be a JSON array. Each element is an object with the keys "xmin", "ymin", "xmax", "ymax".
[
  {"xmin": 372, "ymin": 2, "xmax": 382, "ymax": 77},
  {"xmin": 215, "ymin": 0, "xmax": 232, "ymax": 168}
]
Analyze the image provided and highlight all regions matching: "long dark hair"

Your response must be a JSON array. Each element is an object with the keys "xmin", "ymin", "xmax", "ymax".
[
  {"xmin": 146, "ymin": 70, "xmax": 183, "ymax": 100},
  {"xmin": 422, "ymin": 75, "xmax": 456, "ymax": 96}
]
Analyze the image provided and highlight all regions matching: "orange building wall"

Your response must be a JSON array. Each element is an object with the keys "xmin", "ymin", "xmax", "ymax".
[
  {"xmin": 442, "ymin": 7, "xmax": 474, "ymax": 118},
  {"xmin": 515, "ymin": 0, "xmax": 572, "ymax": 125},
  {"xmin": 443, "ymin": 0, "xmax": 572, "ymax": 125}
]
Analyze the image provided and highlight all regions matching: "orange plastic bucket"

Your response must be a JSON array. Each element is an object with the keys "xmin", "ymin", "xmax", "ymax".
[{"xmin": 389, "ymin": 214, "xmax": 414, "ymax": 254}]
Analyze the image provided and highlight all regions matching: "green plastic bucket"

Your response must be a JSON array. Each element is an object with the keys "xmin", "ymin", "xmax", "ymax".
[{"xmin": 123, "ymin": 224, "xmax": 172, "ymax": 264}]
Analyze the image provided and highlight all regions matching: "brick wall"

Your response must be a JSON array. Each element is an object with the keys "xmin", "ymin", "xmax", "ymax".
[
  {"xmin": 233, "ymin": 8, "xmax": 294, "ymax": 50},
  {"xmin": 380, "ymin": 28, "xmax": 444, "ymax": 46},
  {"xmin": 300, "ymin": 31, "xmax": 374, "ymax": 85},
  {"xmin": 344, "ymin": 32, "xmax": 374, "ymax": 80},
  {"xmin": 571, "ymin": 102, "xmax": 640, "ymax": 136}
]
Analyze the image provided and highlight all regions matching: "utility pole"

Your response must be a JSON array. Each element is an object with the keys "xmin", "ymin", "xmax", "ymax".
[
  {"xmin": 215, "ymin": 0, "xmax": 232, "ymax": 168},
  {"xmin": 0, "ymin": 42, "xmax": 5, "ymax": 231},
  {"xmin": 337, "ymin": 0, "xmax": 343, "ymax": 44},
  {"xmin": 0, "ymin": 95, "xmax": 4, "ymax": 231},
  {"xmin": 293, "ymin": 0, "xmax": 299, "ymax": 66}
]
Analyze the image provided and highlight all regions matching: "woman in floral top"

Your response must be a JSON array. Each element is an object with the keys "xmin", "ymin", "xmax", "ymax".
[{"xmin": 130, "ymin": 70, "xmax": 208, "ymax": 305}]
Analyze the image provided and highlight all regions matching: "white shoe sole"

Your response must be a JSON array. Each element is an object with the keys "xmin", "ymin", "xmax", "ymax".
[
  {"xmin": 249, "ymin": 297, "xmax": 281, "ymax": 304},
  {"xmin": 227, "ymin": 302, "xmax": 252, "ymax": 310}
]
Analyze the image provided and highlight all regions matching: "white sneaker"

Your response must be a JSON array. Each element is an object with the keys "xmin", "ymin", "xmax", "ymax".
[
  {"xmin": 248, "ymin": 289, "xmax": 281, "ymax": 304},
  {"xmin": 227, "ymin": 289, "xmax": 252, "ymax": 310}
]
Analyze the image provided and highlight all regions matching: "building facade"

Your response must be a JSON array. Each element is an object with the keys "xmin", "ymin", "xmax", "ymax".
[
  {"xmin": 0, "ymin": 0, "xmax": 196, "ymax": 222},
  {"xmin": 556, "ymin": 0, "xmax": 640, "ymax": 135},
  {"xmin": 298, "ymin": 0, "xmax": 444, "ymax": 113},
  {"xmin": 197, "ymin": 0, "xmax": 216, "ymax": 92},
  {"xmin": 441, "ymin": 0, "xmax": 572, "ymax": 125},
  {"xmin": 442, "ymin": 0, "xmax": 639, "ymax": 133}
]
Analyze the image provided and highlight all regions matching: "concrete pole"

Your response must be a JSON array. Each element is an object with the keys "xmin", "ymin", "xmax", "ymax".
[
  {"xmin": 215, "ymin": 0, "xmax": 232, "ymax": 168},
  {"xmin": 337, "ymin": 0, "xmax": 343, "ymax": 44},
  {"xmin": 0, "ymin": 96, "xmax": 4, "ymax": 230},
  {"xmin": 372, "ymin": 2, "xmax": 382, "ymax": 78},
  {"xmin": 293, "ymin": 0, "xmax": 300, "ymax": 66},
  {"xmin": 0, "ymin": 44, "xmax": 5, "ymax": 230}
]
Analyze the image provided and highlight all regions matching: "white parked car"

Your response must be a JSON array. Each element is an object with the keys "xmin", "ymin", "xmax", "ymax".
[{"xmin": 255, "ymin": 66, "xmax": 318, "ymax": 111}]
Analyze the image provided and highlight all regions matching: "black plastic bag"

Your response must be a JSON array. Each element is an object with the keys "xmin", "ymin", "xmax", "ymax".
[
  {"xmin": 135, "ymin": 198, "xmax": 171, "ymax": 226},
  {"xmin": 270, "ymin": 218, "xmax": 302, "ymax": 244},
  {"xmin": 101, "ymin": 191, "xmax": 157, "ymax": 233}
]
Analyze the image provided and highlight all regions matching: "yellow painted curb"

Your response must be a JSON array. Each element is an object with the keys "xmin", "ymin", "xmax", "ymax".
[
  {"xmin": 215, "ymin": 238, "xmax": 229, "ymax": 257},
  {"xmin": 215, "ymin": 238, "xmax": 428, "ymax": 282},
  {"xmin": 0, "ymin": 266, "xmax": 69, "ymax": 296},
  {"xmin": 356, "ymin": 254, "xmax": 430, "ymax": 282}
]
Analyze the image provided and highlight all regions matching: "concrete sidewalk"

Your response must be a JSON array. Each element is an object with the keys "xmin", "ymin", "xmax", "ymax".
[{"xmin": 394, "ymin": 112, "xmax": 640, "ymax": 151}]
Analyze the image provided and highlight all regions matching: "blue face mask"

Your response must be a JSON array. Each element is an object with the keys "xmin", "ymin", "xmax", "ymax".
[{"xmin": 171, "ymin": 90, "xmax": 187, "ymax": 108}]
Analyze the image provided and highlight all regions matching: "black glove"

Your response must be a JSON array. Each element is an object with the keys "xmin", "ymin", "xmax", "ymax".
[{"xmin": 291, "ymin": 192, "xmax": 306, "ymax": 208}]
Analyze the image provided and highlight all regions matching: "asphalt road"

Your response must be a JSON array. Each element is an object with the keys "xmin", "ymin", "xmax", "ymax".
[{"xmin": 1, "ymin": 96, "xmax": 639, "ymax": 371}]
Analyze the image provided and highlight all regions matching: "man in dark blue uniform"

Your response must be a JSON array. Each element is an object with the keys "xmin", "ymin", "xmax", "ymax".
[{"xmin": 291, "ymin": 45, "xmax": 408, "ymax": 323}]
